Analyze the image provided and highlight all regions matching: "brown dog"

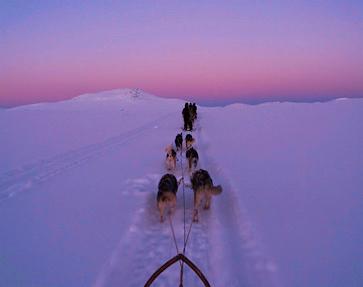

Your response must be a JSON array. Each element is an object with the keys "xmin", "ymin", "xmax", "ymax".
[
  {"xmin": 165, "ymin": 145, "xmax": 177, "ymax": 171},
  {"xmin": 186, "ymin": 147, "xmax": 199, "ymax": 172},
  {"xmin": 157, "ymin": 174, "xmax": 181, "ymax": 222},
  {"xmin": 190, "ymin": 169, "xmax": 222, "ymax": 222},
  {"xmin": 185, "ymin": 133, "xmax": 195, "ymax": 149}
]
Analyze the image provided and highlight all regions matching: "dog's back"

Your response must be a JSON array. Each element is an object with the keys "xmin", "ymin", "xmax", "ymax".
[
  {"xmin": 175, "ymin": 133, "xmax": 183, "ymax": 150},
  {"xmin": 158, "ymin": 174, "xmax": 178, "ymax": 195},
  {"xmin": 185, "ymin": 134, "xmax": 194, "ymax": 148},
  {"xmin": 186, "ymin": 147, "xmax": 199, "ymax": 170},
  {"xmin": 191, "ymin": 169, "xmax": 212, "ymax": 189},
  {"xmin": 191, "ymin": 169, "xmax": 222, "ymax": 222},
  {"xmin": 165, "ymin": 146, "xmax": 177, "ymax": 171},
  {"xmin": 185, "ymin": 134, "xmax": 193, "ymax": 142},
  {"xmin": 157, "ymin": 174, "xmax": 178, "ymax": 222},
  {"xmin": 191, "ymin": 169, "xmax": 222, "ymax": 195}
]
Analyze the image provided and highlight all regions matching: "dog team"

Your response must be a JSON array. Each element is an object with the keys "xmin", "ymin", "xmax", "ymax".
[{"xmin": 157, "ymin": 103, "xmax": 222, "ymax": 223}]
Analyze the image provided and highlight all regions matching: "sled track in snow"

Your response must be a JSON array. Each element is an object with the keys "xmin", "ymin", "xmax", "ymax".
[
  {"xmin": 92, "ymin": 126, "xmax": 215, "ymax": 286},
  {"xmin": 0, "ymin": 113, "xmax": 174, "ymax": 204},
  {"xmin": 92, "ymin": 109, "xmax": 280, "ymax": 286},
  {"xmin": 92, "ymin": 160, "xmax": 214, "ymax": 287},
  {"xmin": 93, "ymin": 190, "xmax": 184, "ymax": 287}
]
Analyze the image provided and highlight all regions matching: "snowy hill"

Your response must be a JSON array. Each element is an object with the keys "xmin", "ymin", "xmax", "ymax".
[{"xmin": 0, "ymin": 90, "xmax": 362, "ymax": 287}]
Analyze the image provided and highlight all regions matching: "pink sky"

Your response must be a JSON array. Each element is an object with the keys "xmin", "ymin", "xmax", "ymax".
[{"xmin": 1, "ymin": 1, "xmax": 363, "ymax": 106}]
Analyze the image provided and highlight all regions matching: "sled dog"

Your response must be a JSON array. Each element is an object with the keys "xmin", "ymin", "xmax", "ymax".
[
  {"xmin": 190, "ymin": 169, "xmax": 222, "ymax": 222},
  {"xmin": 185, "ymin": 133, "xmax": 195, "ymax": 149},
  {"xmin": 157, "ymin": 174, "xmax": 180, "ymax": 222},
  {"xmin": 175, "ymin": 133, "xmax": 183, "ymax": 151},
  {"xmin": 165, "ymin": 145, "xmax": 177, "ymax": 171},
  {"xmin": 186, "ymin": 147, "xmax": 199, "ymax": 171}
]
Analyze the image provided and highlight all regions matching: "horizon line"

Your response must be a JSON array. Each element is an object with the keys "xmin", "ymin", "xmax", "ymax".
[{"xmin": 1, "ymin": 87, "xmax": 363, "ymax": 109}]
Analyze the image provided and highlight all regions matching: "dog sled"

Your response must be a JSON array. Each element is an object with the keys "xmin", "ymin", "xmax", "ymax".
[{"xmin": 144, "ymin": 253, "xmax": 211, "ymax": 287}]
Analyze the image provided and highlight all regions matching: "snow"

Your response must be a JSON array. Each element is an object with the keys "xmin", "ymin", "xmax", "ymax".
[{"xmin": 0, "ymin": 90, "xmax": 362, "ymax": 287}]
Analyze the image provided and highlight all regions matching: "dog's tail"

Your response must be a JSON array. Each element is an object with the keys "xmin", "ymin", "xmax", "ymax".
[{"xmin": 210, "ymin": 185, "xmax": 223, "ymax": 195}]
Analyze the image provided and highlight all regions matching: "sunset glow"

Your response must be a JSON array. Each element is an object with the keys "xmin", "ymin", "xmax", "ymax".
[{"xmin": 1, "ymin": 1, "xmax": 363, "ymax": 106}]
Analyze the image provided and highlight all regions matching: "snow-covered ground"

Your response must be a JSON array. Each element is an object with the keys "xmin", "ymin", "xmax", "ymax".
[{"xmin": 0, "ymin": 89, "xmax": 362, "ymax": 287}]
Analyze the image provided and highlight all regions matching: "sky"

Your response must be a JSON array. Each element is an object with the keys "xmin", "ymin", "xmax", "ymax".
[{"xmin": 1, "ymin": 0, "xmax": 363, "ymax": 107}]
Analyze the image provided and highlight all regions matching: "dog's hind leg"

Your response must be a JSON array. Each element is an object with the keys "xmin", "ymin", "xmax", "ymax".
[
  {"xmin": 204, "ymin": 191, "xmax": 212, "ymax": 210},
  {"xmin": 193, "ymin": 209, "xmax": 198, "ymax": 223},
  {"xmin": 158, "ymin": 202, "xmax": 165, "ymax": 222},
  {"xmin": 193, "ymin": 190, "xmax": 203, "ymax": 222}
]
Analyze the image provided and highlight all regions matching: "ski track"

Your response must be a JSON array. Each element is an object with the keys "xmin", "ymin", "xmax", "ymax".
[{"xmin": 0, "ymin": 113, "xmax": 173, "ymax": 204}]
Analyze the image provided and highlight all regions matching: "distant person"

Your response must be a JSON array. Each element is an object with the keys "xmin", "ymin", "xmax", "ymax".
[
  {"xmin": 192, "ymin": 103, "xmax": 197, "ymax": 119},
  {"xmin": 182, "ymin": 103, "xmax": 193, "ymax": 131}
]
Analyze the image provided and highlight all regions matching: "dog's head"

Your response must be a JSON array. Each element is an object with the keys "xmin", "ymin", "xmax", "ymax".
[{"xmin": 175, "ymin": 133, "xmax": 183, "ymax": 145}]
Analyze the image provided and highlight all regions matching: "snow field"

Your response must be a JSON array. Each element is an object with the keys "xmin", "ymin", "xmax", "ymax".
[{"xmin": 1, "ymin": 90, "xmax": 362, "ymax": 287}]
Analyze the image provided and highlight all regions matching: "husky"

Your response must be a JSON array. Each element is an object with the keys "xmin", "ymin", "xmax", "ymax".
[
  {"xmin": 186, "ymin": 147, "xmax": 199, "ymax": 171},
  {"xmin": 165, "ymin": 145, "xmax": 177, "ymax": 171},
  {"xmin": 190, "ymin": 169, "xmax": 222, "ymax": 222},
  {"xmin": 185, "ymin": 133, "xmax": 195, "ymax": 149},
  {"xmin": 175, "ymin": 133, "xmax": 183, "ymax": 151},
  {"xmin": 157, "ymin": 174, "xmax": 180, "ymax": 222}
]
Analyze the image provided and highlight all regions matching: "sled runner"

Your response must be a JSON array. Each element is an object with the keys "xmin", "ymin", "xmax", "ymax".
[{"xmin": 144, "ymin": 253, "xmax": 211, "ymax": 287}]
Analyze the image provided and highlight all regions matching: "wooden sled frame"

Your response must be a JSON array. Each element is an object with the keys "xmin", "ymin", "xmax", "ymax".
[{"xmin": 144, "ymin": 253, "xmax": 211, "ymax": 287}]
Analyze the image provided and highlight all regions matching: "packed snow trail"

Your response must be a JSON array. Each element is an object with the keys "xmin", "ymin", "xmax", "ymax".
[
  {"xmin": 92, "ymin": 132, "xmax": 214, "ymax": 286},
  {"xmin": 93, "ymin": 110, "xmax": 279, "ymax": 287}
]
